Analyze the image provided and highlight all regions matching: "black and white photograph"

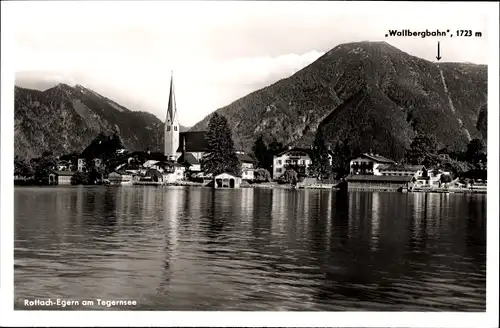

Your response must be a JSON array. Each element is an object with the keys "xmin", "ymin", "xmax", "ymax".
[{"xmin": 1, "ymin": 1, "xmax": 498, "ymax": 327}]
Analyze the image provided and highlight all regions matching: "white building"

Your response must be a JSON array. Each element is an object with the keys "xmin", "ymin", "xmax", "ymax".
[
  {"xmin": 77, "ymin": 158, "xmax": 86, "ymax": 172},
  {"xmin": 236, "ymin": 151, "xmax": 255, "ymax": 180},
  {"xmin": 349, "ymin": 153, "xmax": 396, "ymax": 176},
  {"xmin": 378, "ymin": 164, "xmax": 425, "ymax": 178},
  {"xmin": 272, "ymin": 148, "xmax": 313, "ymax": 180},
  {"xmin": 415, "ymin": 168, "xmax": 452, "ymax": 187}
]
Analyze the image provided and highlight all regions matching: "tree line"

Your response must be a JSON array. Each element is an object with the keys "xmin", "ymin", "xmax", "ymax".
[
  {"xmin": 14, "ymin": 132, "xmax": 127, "ymax": 185},
  {"xmin": 249, "ymin": 127, "xmax": 487, "ymax": 182},
  {"xmin": 15, "ymin": 112, "xmax": 487, "ymax": 185}
]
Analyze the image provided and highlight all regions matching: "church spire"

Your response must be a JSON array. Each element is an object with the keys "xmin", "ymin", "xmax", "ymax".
[
  {"xmin": 164, "ymin": 70, "xmax": 180, "ymax": 159},
  {"xmin": 166, "ymin": 71, "xmax": 177, "ymax": 124}
]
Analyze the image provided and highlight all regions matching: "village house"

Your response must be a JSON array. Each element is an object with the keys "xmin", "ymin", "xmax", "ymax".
[
  {"xmin": 346, "ymin": 153, "xmax": 453, "ymax": 192},
  {"xmin": 346, "ymin": 153, "xmax": 413, "ymax": 191},
  {"xmin": 56, "ymin": 160, "xmax": 71, "ymax": 171},
  {"xmin": 273, "ymin": 147, "xmax": 313, "ymax": 180},
  {"xmin": 415, "ymin": 168, "xmax": 452, "ymax": 188},
  {"xmin": 77, "ymin": 158, "xmax": 86, "ymax": 172},
  {"xmin": 163, "ymin": 163, "xmax": 186, "ymax": 183},
  {"xmin": 236, "ymin": 151, "xmax": 255, "ymax": 181},
  {"xmin": 349, "ymin": 153, "xmax": 396, "ymax": 175},
  {"xmin": 77, "ymin": 157, "xmax": 103, "ymax": 172}
]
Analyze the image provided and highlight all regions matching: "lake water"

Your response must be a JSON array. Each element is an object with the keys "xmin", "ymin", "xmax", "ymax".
[{"xmin": 14, "ymin": 186, "xmax": 486, "ymax": 311}]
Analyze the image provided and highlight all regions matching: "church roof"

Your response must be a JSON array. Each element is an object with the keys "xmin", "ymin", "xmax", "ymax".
[
  {"xmin": 166, "ymin": 73, "xmax": 178, "ymax": 124},
  {"xmin": 177, "ymin": 152, "xmax": 200, "ymax": 165},
  {"xmin": 176, "ymin": 131, "xmax": 209, "ymax": 153}
]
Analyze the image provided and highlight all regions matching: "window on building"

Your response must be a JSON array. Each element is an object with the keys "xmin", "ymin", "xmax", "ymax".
[
  {"xmin": 174, "ymin": 126, "xmax": 177, "ymax": 131},
  {"xmin": 277, "ymin": 160, "xmax": 282, "ymax": 165},
  {"xmin": 276, "ymin": 168, "xmax": 282, "ymax": 173},
  {"xmin": 167, "ymin": 126, "xmax": 171, "ymax": 131}
]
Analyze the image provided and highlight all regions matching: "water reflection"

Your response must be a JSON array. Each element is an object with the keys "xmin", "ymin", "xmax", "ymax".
[
  {"xmin": 14, "ymin": 186, "xmax": 487, "ymax": 311},
  {"xmin": 370, "ymin": 192, "xmax": 380, "ymax": 252}
]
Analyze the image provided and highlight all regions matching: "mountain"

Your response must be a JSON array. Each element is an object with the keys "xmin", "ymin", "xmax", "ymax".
[
  {"xmin": 14, "ymin": 83, "xmax": 179, "ymax": 159},
  {"xmin": 190, "ymin": 41, "xmax": 487, "ymax": 160}
]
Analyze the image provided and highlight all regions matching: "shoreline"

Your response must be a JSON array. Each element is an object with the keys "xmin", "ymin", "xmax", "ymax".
[{"xmin": 14, "ymin": 180, "xmax": 487, "ymax": 193}]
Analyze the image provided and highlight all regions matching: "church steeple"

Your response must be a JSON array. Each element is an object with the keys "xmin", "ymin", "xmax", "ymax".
[
  {"xmin": 164, "ymin": 71, "xmax": 180, "ymax": 160},
  {"xmin": 166, "ymin": 71, "xmax": 177, "ymax": 125}
]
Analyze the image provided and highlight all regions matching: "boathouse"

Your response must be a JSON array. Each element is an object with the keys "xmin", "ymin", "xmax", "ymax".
[
  {"xmin": 49, "ymin": 171, "xmax": 76, "ymax": 185},
  {"xmin": 346, "ymin": 174, "xmax": 413, "ymax": 191},
  {"xmin": 214, "ymin": 173, "xmax": 242, "ymax": 189},
  {"xmin": 108, "ymin": 171, "xmax": 133, "ymax": 185}
]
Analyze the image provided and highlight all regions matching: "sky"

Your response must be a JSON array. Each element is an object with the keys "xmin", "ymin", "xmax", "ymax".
[{"xmin": 8, "ymin": 1, "xmax": 490, "ymax": 127}]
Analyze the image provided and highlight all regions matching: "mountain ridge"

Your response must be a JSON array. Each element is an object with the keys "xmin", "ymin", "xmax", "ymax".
[
  {"xmin": 190, "ymin": 41, "xmax": 487, "ymax": 160},
  {"xmin": 14, "ymin": 83, "xmax": 188, "ymax": 159}
]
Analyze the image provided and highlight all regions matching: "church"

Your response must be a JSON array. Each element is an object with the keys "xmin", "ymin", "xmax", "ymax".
[{"xmin": 164, "ymin": 74, "xmax": 255, "ymax": 178}]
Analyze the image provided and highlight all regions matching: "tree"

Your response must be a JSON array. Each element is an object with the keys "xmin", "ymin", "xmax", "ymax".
[
  {"xmin": 280, "ymin": 168, "xmax": 298, "ymax": 185},
  {"xmin": 268, "ymin": 140, "xmax": 285, "ymax": 156},
  {"xmin": 42, "ymin": 150, "xmax": 53, "ymax": 157},
  {"xmin": 466, "ymin": 138, "xmax": 486, "ymax": 164},
  {"xmin": 440, "ymin": 174, "xmax": 452, "ymax": 184},
  {"xmin": 405, "ymin": 133, "xmax": 439, "ymax": 166},
  {"xmin": 81, "ymin": 131, "xmax": 127, "ymax": 175},
  {"xmin": 252, "ymin": 135, "xmax": 270, "ymax": 170},
  {"xmin": 437, "ymin": 154, "xmax": 471, "ymax": 179},
  {"xmin": 144, "ymin": 168, "xmax": 162, "ymax": 182},
  {"xmin": 308, "ymin": 128, "xmax": 332, "ymax": 179},
  {"xmin": 71, "ymin": 172, "xmax": 90, "ymax": 185},
  {"xmin": 14, "ymin": 156, "xmax": 33, "ymax": 176},
  {"xmin": 254, "ymin": 168, "xmax": 271, "ymax": 182},
  {"xmin": 202, "ymin": 113, "xmax": 241, "ymax": 176},
  {"xmin": 59, "ymin": 152, "xmax": 80, "ymax": 170},
  {"xmin": 33, "ymin": 153, "xmax": 57, "ymax": 184},
  {"xmin": 330, "ymin": 139, "xmax": 354, "ymax": 179}
]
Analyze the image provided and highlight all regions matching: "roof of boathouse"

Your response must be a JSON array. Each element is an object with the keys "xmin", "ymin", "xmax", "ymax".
[
  {"xmin": 215, "ymin": 172, "xmax": 241, "ymax": 179},
  {"xmin": 51, "ymin": 170, "xmax": 77, "ymax": 176},
  {"xmin": 378, "ymin": 164, "xmax": 425, "ymax": 172},
  {"xmin": 346, "ymin": 174, "xmax": 413, "ymax": 183}
]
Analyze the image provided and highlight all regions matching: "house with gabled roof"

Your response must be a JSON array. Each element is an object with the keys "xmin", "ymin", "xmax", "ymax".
[
  {"xmin": 272, "ymin": 147, "xmax": 314, "ymax": 179},
  {"xmin": 349, "ymin": 153, "xmax": 396, "ymax": 176},
  {"xmin": 378, "ymin": 164, "xmax": 425, "ymax": 178},
  {"xmin": 236, "ymin": 151, "xmax": 256, "ymax": 180}
]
